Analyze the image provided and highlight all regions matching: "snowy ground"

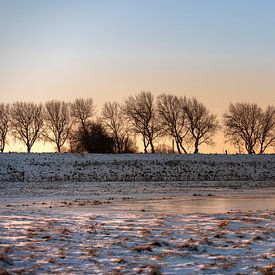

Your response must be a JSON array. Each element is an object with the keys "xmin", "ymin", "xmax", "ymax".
[
  {"xmin": 0, "ymin": 153, "xmax": 274, "ymax": 183},
  {"xmin": 0, "ymin": 205, "xmax": 274, "ymax": 274},
  {"xmin": 0, "ymin": 153, "xmax": 275, "ymax": 274}
]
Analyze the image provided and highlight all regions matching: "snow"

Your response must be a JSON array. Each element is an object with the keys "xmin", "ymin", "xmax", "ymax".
[
  {"xmin": 0, "ymin": 206, "xmax": 274, "ymax": 274},
  {"xmin": 0, "ymin": 153, "xmax": 274, "ymax": 183},
  {"xmin": 0, "ymin": 153, "xmax": 274, "ymax": 274}
]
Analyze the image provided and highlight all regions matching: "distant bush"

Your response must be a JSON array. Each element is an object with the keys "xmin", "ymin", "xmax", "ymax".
[{"xmin": 70, "ymin": 122, "xmax": 115, "ymax": 153}]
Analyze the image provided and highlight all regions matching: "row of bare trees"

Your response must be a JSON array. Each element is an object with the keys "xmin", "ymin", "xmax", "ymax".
[
  {"xmin": 0, "ymin": 92, "xmax": 274, "ymax": 154},
  {"xmin": 123, "ymin": 93, "xmax": 220, "ymax": 154}
]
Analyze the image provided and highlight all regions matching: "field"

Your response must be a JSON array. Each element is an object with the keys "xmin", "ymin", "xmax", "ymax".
[
  {"xmin": 0, "ymin": 153, "xmax": 274, "ymax": 183},
  {"xmin": 0, "ymin": 153, "xmax": 274, "ymax": 274}
]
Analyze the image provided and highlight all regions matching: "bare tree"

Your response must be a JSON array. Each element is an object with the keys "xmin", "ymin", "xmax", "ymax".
[
  {"xmin": 157, "ymin": 94, "xmax": 188, "ymax": 153},
  {"xmin": 223, "ymin": 103, "xmax": 275, "ymax": 154},
  {"xmin": 10, "ymin": 102, "xmax": 44, "ymax": 153},
  {"xmin": 102, "ymin": 101, "xmax": 135, "ymax": 153},
  {"xmin": 71, "ymin": 98, "xmax": 94, "ymax": 131},
  {"xmin": 119, "ymin": 135, "xmax": 137, "ymax": 153},
  {"xmin": 0, "ymin": 103, "xmax": 9, "ymax": 152},
  {"xmin": 123, "ymin": 91, "xmax": 161, "ymax": 153},
  {"xmin": 181, "ymin": 97, "xmax": 219, "ymax": 154},
  {"xmin": 223, "ymin": 102, "xmax": 261, "ymax": 154},
  {"xmin": 44, "ymin": 101, "xmax": 72, "ymax": 152},
  {"xmin": 231, "ymin": 136, "xmax": 245, "ymax": 154},
  {"xmin": 258, "ymin": 106, "xmax": 275, "ymax": 154}
]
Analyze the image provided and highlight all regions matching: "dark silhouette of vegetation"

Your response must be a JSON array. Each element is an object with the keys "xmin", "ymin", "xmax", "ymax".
[
  {"xmin": 44, "ymin": 101, "xmax": 72, "ymax": 152},
  {"xmin": 223, "ymin": 103, "xmax": 275, "ymax": 154},
  {"xmin": 71, "ymin": 98, "xmax": 94, "ymax": 131},
  {"xmin": 0, "ymin": 103, "xmax": 9, "ymax": 152},
  {"xmin": 123, "ymin": 91, "xmax": 162, "ymax": 153},
  {"xmin": 102, "ymin": 101, "xmax": 136, "ymax": 153},
  {"xmin": 0, "ymin": 94, "xmax": 274, "ymax": 154},
  {"xmin": 71, "ymin": 122, "xmax": 115, "ymax": 153},
  {"xmin": 157, "ymin": 94, "xmax": 188, "ymax": 154},
  {"xmin": 10, "ymin": 102, "xmax": 44, "ymax": 153},
  {"xmin": 182, "ymin": 97, "xmax": 219, "ymax": 154}
]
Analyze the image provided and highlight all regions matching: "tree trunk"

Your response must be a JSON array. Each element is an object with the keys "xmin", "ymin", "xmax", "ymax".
[
  {"xmin": 149, "ymin": 139, "xmax": 155, "ymax": 153},
  {"xmin": 143, "ymin": 136, "xmax": 148, "ymax": 153},
  {"xmin": 57, "ymin": 144, "xmax": 61, "ymax": 153},
  {"xmin": 179, "ymin": 143, "xmax": 187, "ymax": 154},
  {"xmin": 194, "ymin": 139, "xmax": 199, "ymax": 154},
  {"xmin": 115, "ymin": 134, "xmax": 121, "ymax": 154},
  {"xmin": 1, "ymin": 140, "xmax": 5, "ymax": 152},
  {"xmin": 175, "ymin": 140, "xmax": 181, "ymax": 154}
]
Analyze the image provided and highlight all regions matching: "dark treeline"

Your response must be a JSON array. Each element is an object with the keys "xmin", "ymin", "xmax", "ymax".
[{"xmin": 0, "ymin": 92, "xmax": 274, "ymax": 154}]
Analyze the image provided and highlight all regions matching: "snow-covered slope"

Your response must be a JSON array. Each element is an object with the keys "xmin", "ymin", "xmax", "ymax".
[{"xmin": 0, "ymin": 153, "xmax": 274, "ymax": 183}]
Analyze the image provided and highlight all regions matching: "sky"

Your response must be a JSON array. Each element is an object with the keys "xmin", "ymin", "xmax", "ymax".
[{"xmin": 0, "ymin": 0, "xmax": 274, "ymax": 153}]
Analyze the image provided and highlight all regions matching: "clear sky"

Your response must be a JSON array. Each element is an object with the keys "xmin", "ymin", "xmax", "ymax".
[{"xmin": 0, "ymin": 0, "xmax": 274, "ymax": 152}]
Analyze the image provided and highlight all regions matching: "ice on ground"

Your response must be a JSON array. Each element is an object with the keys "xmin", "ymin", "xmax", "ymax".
[
  {"xmin": 1, "ymin": 153, "xmax": 274, "ymax": 274},
  {"xmin": 0, "ymin": 207, "xmax": 274, "ymax": 274}
]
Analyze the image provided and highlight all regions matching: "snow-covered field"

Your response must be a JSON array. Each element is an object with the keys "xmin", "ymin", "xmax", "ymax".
[
  {"xmin": 0, "ymin": 153, "xmax": 274, "ymax": 183},
  {"xmin": 0, "ymin": 153, "xmax": 275, "ymax": 274}
]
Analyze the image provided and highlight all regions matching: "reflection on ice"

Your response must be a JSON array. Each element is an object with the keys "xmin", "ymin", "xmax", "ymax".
[
  {"xmin": 0, "ymin": 207, "xmax": 274, "ymax": 274},
  {"xmin": 108, "ymin": 195, "xmax": 275, "ymax": 214}
]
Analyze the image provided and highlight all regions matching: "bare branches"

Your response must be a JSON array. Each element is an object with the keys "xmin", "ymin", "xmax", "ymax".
[
  {"xmin": 123, "ymin": 91, "xmax": 161, "ymax": 153},
  {"xmin": 223, "ymin": 103, "xmax": 275, "ymax": 154},
  {"xmin": 181, "ymin": 97, "xmax": 219, "ymax": 154},
  {"xmin": 44, "ymin": 101, "xmax": 72, "ymax": 152},
  {"xmin": 0, "ymin": 103, "xmax": 9, "ymax": 152},
  {"xmin": 10, "ymin": 102, "xmax": 44, "ymax": 152},
  {"xmin": 71, "ymin": 98, "xmax": 94, "ymax": 131},
  {"xmin": 157, "ymin": 94, "xmax": 188, "ymax": 153},
  {"xmin": 258, "ymin": 106, "xmax": 275, "ymax": 154},
  {"xmin": 102, "ymin": 101, "xmax": 135, "ymax": 153},
  {"xmin": 1, "ymin": 96, "xmax": 273, "ymax": 154}
]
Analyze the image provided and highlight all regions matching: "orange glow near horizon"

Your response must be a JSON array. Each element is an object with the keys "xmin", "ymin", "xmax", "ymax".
[{"xmin": 1, "ymin": 1, "xmax": 274, "ymax": 154}]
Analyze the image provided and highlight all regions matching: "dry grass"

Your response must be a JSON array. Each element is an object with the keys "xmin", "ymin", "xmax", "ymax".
[
  {"xmin": 260, "ymin": 264, "xmax": 275, "ymax": 275},
  {"xmin": 133, "ymin": 245, "xmax": 153, "ymax": 252},
  {"xmin": 0, "ymin": 252, "xmax": 12, "ymax": 265},
  {"xmin": 218, "ymin": 220, "xmax": 230, "ymax": 227},
  {"xmin": 0, "ymin": 267, "xmax": 9, "ymax": 275}
]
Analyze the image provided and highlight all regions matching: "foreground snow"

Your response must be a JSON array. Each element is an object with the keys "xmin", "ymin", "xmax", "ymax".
[
  {"xmin": 1, "ymin": 153, "xmax": 274, "ymax": 274},
  {"xmin": 0, "ymin": 206, "xmax": 274, "ymax": 274}
]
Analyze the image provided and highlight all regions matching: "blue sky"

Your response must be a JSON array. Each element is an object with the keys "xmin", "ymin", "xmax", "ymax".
[
  {"xmin": 1, "ymin": 1, "xmax": 274, "ymax": 57},
  {"xmin": 0, "ymin": 0, "xmax": 274, "ymax": 152},
  {"xmin": 0, "ymin": 0, "xmax": 274, "ymax": 111}
]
